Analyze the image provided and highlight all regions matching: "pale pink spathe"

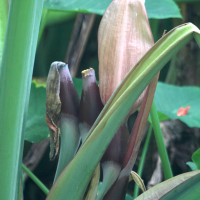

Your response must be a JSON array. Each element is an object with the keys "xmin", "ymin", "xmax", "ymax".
[{"xmin": 98, "ymin": 0, "xmax": 154, "ymax": 105}]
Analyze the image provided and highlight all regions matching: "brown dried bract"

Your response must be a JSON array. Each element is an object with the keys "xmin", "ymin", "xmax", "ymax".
[{"xmin": 45, "ymin": 63, "xmax": 61, "ymax": 160}]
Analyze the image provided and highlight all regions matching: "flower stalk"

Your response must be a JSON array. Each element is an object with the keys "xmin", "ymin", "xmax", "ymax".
[{"xmin": 0, "ymin": 0, "xmax": 43, "ymax": 199}]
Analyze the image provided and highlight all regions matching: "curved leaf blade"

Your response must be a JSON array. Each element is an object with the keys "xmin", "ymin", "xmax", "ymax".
[{"xmin": 135, "ymin": 171, "xmax": 200, "ymax": 200}]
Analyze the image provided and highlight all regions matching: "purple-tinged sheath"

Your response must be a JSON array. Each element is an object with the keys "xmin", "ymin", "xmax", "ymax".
[
  {"xmin": 46, "ymin": 62, "xmax": 81, "ymax": 181},
  {"xmin": 79, "ymin": 68, "xmax": 103, "ymax": 143}
]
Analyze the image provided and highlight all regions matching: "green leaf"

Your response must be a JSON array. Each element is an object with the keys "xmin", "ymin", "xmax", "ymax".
[
  {"xmin": 45, "ymin": 11, "xmax": 76, "ymax": 26},
  {"xmin": 44, "ymin": 0, "xmax": 181, "ymax": 19},
  {"xmin": 25, "ymin": 81, "xmax": 48, "ymax": 143},
  {"xmin": 154, "ymin": 82, "xmax": 200, "ymax": 128},
  {"xmin": 46, "ymin": 24, "xmax": 200, "ymax": 200},
  {"xmin": 145, "ymin": 0, "xmax": 181, "ymax": 19},
  {"xmin": 192, "ymin": 148, "xmax": 200, "ymax": 170},
  {"xmin": 186, "ymin": 162, "xmax": 198, "ymax": 171},
  {"xmin": 135, "ymin": 171, "xmax": 200, "ymax": 200}
]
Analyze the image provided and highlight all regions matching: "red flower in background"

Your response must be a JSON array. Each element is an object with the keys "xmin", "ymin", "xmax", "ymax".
[{"xmin": 177, "ymin": 106, "xmax": 190, "ymax": 116}]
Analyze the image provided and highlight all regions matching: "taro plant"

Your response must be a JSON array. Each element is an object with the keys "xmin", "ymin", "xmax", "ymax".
[
  {"xmin": 44, "ymin": 0, "xmax": 200, "ymax": 199},
  {"xmin": 1, "ymin": 0, "xmax": 200, "ymax": 200}
]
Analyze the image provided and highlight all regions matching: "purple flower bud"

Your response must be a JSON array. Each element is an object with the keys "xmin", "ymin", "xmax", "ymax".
[{"xmin": 79, "ymin": 68, "xmax": 103, "ymax": 143}]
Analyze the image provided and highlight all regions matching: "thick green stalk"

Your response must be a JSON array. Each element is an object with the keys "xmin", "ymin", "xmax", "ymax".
[
  {"xmin": 0, "ymin": 0, "xmax": 43, "ymax": 199},
  {"xmin": 133, "ymin": 125, "xmax": 153, "ymax": 198},
  {"xmin": 150, "ymin": 101, "xmax": 173, "ymax": 180},
  {"xmin": 0, "ymin": 0, "xmax": 8, "ymax": 66},
  {"xmin": 22, "ymin": 164, "xmax": 49, "ymax": 195}
]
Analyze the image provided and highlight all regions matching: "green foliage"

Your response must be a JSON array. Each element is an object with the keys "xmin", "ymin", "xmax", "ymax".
[
  {"xmin": 135, "ymin": 171, "xmax": 200, "ymax": 200},
  {"xmin": 0, "ymin": 0, "xmax": 8, "ymax": 66},
  {"xmin": 44, "ymin": 0, "xmax": 181, "ymax": 19},
  {"xmin": 186, "ymin": 162, "xmax": 198, "ymax": 171},
  {"xmin": 192, "ymin": 148, "xmax": 200, "ymax": 170},
  {"xmin": 154, "ymin": 82, "xmax": 200, "ymax": 128},
  {"xmin": 0, "ymin": 0, "xmax": 43, "ymax": 199},
  {"xmin": 1, "ymin": 0, "xmax": 199, "ymax": 199},
  {"xmin": 153, "ymin": 111, "xmax": 169, "ymax": 122},
  {"xmin": 145, "ymin": 0, "xmax": 181, "ymax": 19},
  {"xmin": 25, "ymin": 82, "xmax": 48, "ymax": 143}
]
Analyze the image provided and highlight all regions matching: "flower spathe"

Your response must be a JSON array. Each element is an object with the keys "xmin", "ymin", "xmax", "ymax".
[
  {"xmin": 98, "ymin": 0, "xmax": 154, "ymax": 106},
  {"xmin": 97, "ymin": 0, "xmax": 156, "ymax": 199}
]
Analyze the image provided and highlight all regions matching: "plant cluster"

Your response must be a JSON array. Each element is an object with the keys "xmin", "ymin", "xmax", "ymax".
[{"xmin": 0, "ymin": 0, "xmax": 200, "ymax": 200}]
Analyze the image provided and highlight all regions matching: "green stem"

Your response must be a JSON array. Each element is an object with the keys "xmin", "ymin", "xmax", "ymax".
[
  {"xmin": 22, "ymin": 164, "xmax": 49, "ymax": 195},
  {"xmin": 18, "ymin": 170, "xmax": 24, "ymax": 200},
  {"xmin": 0, "ymin": 0, "xmax": 43, "ymax": 199},
  {"xmin": 133, "ymin": 125, "xmax": 153, "ymax": 198},
  {"xmin": 150, "ymin": 101, "xmax": 173, "ymax": 180},
  {"xmin": 0, "ymin": 0, "xmax": 8, "ymax": 66}
]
